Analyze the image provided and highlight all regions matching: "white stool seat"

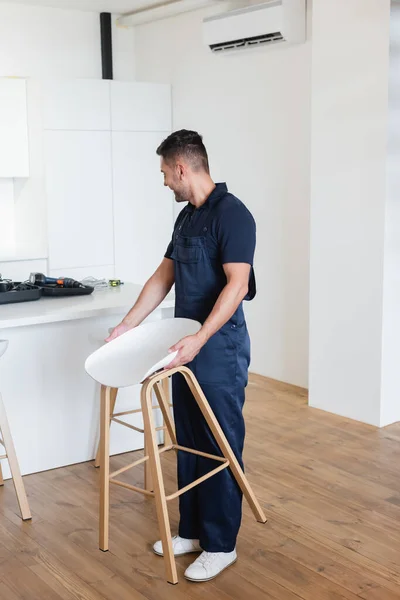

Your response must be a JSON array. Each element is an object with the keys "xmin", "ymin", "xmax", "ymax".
[{"xmin": 85, "ymin": 317, "xmax": 201, "ymax": 388}]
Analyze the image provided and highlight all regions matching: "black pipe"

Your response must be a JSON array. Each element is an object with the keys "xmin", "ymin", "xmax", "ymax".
[{"xmin": 100, "ymin": 12, "xmax": 113, "ymax": 80}]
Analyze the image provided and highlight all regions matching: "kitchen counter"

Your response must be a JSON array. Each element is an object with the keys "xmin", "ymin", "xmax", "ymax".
[
  {"xmin": 0, "ymin": 282, "xmax": 175, "ymax": 479},
  {"xmin": 0, "ymin": 283, "xmax": 175, "ymax": 329}
]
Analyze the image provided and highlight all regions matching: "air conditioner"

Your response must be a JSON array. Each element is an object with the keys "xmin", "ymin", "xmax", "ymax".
[{"xmin": 203, "ymin": 0, "xmax": 306, "ymax": 54}]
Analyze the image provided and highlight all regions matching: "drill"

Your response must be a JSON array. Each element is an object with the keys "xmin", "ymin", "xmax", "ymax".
[{"xmin": 29, "ymin": 272, "xmax": 85, "ymax": 289}]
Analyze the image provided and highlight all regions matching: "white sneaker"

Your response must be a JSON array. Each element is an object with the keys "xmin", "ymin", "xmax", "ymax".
[
  {"xmin": 184, "ymin": 549, "xmax": 237, "ymax": 582},
  {"xmin": 153, "ymin": 535, "xmax": 202, "ymax": 557}
]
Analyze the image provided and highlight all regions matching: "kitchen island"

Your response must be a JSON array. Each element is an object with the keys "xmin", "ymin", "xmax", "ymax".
[{"xmin": 0, "ymin": 283, "xmax": 174, "ymax": 478}]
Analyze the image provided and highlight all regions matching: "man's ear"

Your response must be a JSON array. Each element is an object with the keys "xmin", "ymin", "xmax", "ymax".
[{"xmin": 176, "ymin": 162, "xmax": 186, "ymax": 180}]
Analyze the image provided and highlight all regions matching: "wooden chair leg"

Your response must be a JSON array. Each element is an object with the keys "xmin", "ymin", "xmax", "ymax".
[
  {"xmin": 154, "ymin": 381, "xmax": 177, "ymax": 446},
  {"xmin": 94, "ymin": 387, "xmax": 118, "ymax": 468},
  {"xmin": 0, "ymin": 394, "xmax": 31, "ymax": 521},
  {"xmin": 141, "ymin": 380, "xmax": 178, "ymax": 585},
  {"xmin": 0, "ymin": 461, "xmax": 4, "ymax": 487},
  {"xmin": 180, "ymin": 368, "xmax": 267, "ymax": 525},
  {"xmin": 99, "ymin": 386, "xmax": 111, "ymax": 551}
]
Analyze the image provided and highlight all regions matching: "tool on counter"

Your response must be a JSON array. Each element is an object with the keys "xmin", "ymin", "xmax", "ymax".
[
  {"xmin": 28, "ymin": 272, "xmax": 94, "ymax": 297},
  {"xmin": 108, "ymin": 279, "xmax": 124, "ymax": 287},
  {"xmin": 0, "ymin": 274, "xmax": 42, "ymax": 305},
  {"xmin": 29, "ymin": 272, "xmax": 85, "ymax": 289}
]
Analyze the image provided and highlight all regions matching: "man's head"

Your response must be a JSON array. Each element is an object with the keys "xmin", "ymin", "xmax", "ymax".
[{"xmin": 157, "ymin": 129, "xmax": 210, "ymax": 203}]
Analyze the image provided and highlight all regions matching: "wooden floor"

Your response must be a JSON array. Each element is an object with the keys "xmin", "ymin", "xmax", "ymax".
[{"xmin": 0, "ymin": 375, "xmax": 400, "ymax": 599}]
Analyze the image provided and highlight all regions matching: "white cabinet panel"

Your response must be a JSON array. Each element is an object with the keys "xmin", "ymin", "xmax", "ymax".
[
  {"xmin": 111, "ymin": 82, "xmax": 171, "ymax": 132},
  {"xmin": 112, "ymin": 132, "xmax": 173, "ymax": 284},
  {"xmin": 0, "ymin": 180, "xmax": 15, "ymax": 259},
  {"xmin": 42, "ymin": 79, "xmax": 110, "ymax": 131},
  {"xmin": 45, "ymin": 130, "xmax": 114, "ymax": 270},
  {"xmin": 0, "ymin": 79, "xmax": 29, "ymax": 178}
]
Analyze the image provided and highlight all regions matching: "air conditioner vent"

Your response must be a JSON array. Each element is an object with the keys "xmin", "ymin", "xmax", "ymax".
[{"xmin": 210, "ymin": 32, "xmax": 284, "ymax": 53}]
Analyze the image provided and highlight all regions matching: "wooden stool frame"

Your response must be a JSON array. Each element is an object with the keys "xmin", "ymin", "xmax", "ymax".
[
  {"xmin": 0, "ymin": 393, "xmax": 31, "ymax": 521},
  {"xmin": 98, "ymin": 366, "xmax": 267, "ymax": 585}
]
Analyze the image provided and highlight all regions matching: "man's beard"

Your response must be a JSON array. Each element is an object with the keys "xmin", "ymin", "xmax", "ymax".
[{"xmin": 174, "ymin": 192, "xmax": 188, "ymax": 203}]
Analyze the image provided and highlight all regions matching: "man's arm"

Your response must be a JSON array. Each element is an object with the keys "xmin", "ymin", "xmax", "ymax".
[
  {"xmin": 167, "ymin": 262, "xmax": 250, "ymax": 368},
  {"xmin": 106, "ymin": 258, "xmax": 175, "ymax": 341}
]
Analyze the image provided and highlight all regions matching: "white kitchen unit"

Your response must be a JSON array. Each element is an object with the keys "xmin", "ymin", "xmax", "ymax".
[
  {"xmin": 110, "ymin": 81, "xmax": 171, "ymax": 132},
  {"xmin": 0, "ymin": 180, "xmax": 15, "ymax": 259},
  {"xmin": 42, "ymin": 78, "xmax": 173, "ymax": 282},
  {"xmin": 44, "ymin": 129, "xmax": 114, "ymax": 271},
  {"xmin": 112, "ymin": 131, "xmax": 173, "ymax": 284},
  {"xmin": 0, "ymin": 78, "xmax": 29, "ymax": 178},
  {"xmin": 42, "ymin": 79, "xmax": 110, "ymax": 131},
  {"xmin": 0, "ymin": 283, "xmax": 174, "ymax": 479}
]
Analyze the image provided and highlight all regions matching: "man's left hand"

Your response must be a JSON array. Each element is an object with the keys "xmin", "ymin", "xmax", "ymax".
[{"xmin": 167, "ymin": 333, "xmax": 206, "ymax": 369}]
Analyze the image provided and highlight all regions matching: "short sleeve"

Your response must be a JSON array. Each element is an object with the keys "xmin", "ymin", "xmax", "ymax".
[
  {"xmin": 164, "ymin": 239, "xmax": 174, "ymax": 259},
  {"xmin": 164, "ymin": 210, "xmax": 185, "ymax": 259},
  {"xmin": 216, "ymin": 201, "xmax": 256, "ymax": 266}
]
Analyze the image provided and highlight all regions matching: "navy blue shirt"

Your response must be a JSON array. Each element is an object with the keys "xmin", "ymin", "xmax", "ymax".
[{"xmin": 165, "ymin": 183, "xmax": 256, "ymax": 298}]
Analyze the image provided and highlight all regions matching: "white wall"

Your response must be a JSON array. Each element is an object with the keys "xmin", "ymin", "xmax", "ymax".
[
  {"xmin": 309, "ymin": 0, "xmax": 391, "ymax": 426},
  {"xmin": 134, "ymin": 6, "xmax": 312, "ymax": 388},
  {"xmin": 381, "ymin": 2, "xmax": 400, "ymax": 426},
  {"xmin": 0, "ymin": 2, "xmax": 135, "ymax": 80},
  {"xmin": 0, "ymin": 2, "xmax": 135, "ymax": 281}
]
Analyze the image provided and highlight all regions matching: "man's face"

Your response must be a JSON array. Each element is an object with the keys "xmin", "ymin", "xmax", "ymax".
[{"xmin": 161, "ymin": 158, "xmax": 190, "ymax": 203}]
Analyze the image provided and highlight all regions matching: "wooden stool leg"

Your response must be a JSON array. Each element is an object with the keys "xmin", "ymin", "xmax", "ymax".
[
  {"xmin": 99, "ymin": 386, "xmax": 111, "ymax": 551},
  {"xmin": 181, "ymin": 369, "xmax": 267, "ymax": 524},
  {"xmin": 162, "ymin": 378, "xmax": 173, "ymax": 446},
  {"xmin": 0, "ymin": 461, "xmax": 4, "ymax": 487},
  {"xmin": 141, "ymin": 380, "xmax": 178, "ymax": 585},
  {"xmin": 94, "ymin": 387, "xmax": 118, "ymax": 468},
  {"xmin": 144, "ymin": 437, "xmax": 153, "ymax": 493},
  {"xmin": 0, "ymin": 394, "xmax": 31, "ymax": 521},
  {"xmin": 154, "ymin": 381, "xmax": 177, "ymax": 446}
]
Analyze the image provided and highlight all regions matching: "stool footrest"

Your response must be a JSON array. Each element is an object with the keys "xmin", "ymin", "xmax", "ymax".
[
  {"xmin": 111, "ymin": 418, "xmax": 144, "ymax": 434},
  {"xmin": 109, "ymin": 444, "xmax": 174, "ymax": 479},
  {"xmin": 110, "ymin": 478, "xmax": 155, "ymax": 497},
  {"xmin": 0, "ymin": 454, "xmax": 7, "ymax": 460},
  {"xmin": 172, "ymin": 445, "xmax": 228, "ymax": 463},
  {"xmin": 166, "ymin": 461, "xmax": 229, "ymax": 501}
]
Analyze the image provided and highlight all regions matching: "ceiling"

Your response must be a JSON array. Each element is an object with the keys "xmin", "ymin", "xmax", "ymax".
[{"xmin": 0, "ymin": 0, "xmax": 173, "ymax": 13}]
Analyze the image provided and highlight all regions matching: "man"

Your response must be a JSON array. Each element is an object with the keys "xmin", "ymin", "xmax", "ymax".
[{"xmin": 107, "ymin": 129, "xmax": 256, "ymax": 582}]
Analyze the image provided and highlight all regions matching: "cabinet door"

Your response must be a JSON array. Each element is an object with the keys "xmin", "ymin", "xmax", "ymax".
[
  {"xmin": 42, "ymin": 79, "xmax": 110, "ymax": 131},
  {"xmin": 45, "ymin": 130, "xmax": 114, "ymax": 271},
  {"xmin": 0, "ymin": 79, "xmax": 29, "ymax": 178},
  {"xmin": 112, "ymin": 132, "xmax": 173, "ymax": 284},
  {"xmin": 111, "ymin": 82, "xmax": 171, "ymax": 132}
]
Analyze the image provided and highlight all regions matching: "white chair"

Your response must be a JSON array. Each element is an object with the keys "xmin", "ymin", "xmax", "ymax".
[
  {"xmin": 85, "ymin": 317, "xmax": 266, "ymax": 585},
  {"xmin": 0, "ymin": 340, "xmax": 31, "ymax": 521}
]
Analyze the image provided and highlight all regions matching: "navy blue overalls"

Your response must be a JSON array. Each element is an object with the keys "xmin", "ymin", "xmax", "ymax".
[{"xmin": 170, "ymin": 184, "xmax": 254, "ymax": 553}]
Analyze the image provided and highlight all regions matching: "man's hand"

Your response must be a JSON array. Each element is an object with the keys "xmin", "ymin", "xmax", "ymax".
[
  {"xmin": 105, "ymin": 321, "xmax": 132, "ymax": 342},
  {"xmin": 166, "ymin": 333, "xmax": 207, "ymax": 369}
]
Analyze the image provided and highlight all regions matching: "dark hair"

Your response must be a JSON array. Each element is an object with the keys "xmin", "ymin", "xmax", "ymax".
[{"xmin": 156, "ymin": 129, "xmax": 209, "ymax": 174}]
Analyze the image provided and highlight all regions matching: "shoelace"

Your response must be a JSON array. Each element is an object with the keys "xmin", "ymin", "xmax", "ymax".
[{"xmin": 197, "ymin": 552, "xmax": 216, "ymax": 568}]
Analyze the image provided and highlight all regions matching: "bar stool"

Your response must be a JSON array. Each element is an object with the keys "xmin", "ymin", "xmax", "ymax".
[
  {"xmin": 85, "ymin": 318, "xmax": 267, "ymax": 585},
  {"xmin": 0, "ymin": 340, "xmax": 31, "ymax": 521},
  {"xmin": 92, "ymin": 329, "xmax": 172, "ymax": 492}
]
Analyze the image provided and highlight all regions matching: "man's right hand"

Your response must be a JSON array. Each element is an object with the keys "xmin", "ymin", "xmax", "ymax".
[{"xmin": 105, "ymin": 321, "xmax": 132, "ymax": 342}]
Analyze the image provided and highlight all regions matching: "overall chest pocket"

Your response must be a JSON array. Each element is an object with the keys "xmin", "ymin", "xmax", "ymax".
[{"xmin": 172, "ymin": 244, "xmax": 201, "ymax": 264}]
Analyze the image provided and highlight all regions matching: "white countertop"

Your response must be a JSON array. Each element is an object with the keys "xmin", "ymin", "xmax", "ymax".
[{"xmin": 0, "ymin": 283, "xmax": 175, "ymax": 329}]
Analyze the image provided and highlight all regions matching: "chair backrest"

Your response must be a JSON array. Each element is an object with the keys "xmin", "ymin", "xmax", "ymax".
[
  {"xmin": 0, "ymin": 340, "xmax": 8, "ymax": 359},
  {"xmin": 85, "ymin": 317, "xmax": 201, "ymax": 388}
]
